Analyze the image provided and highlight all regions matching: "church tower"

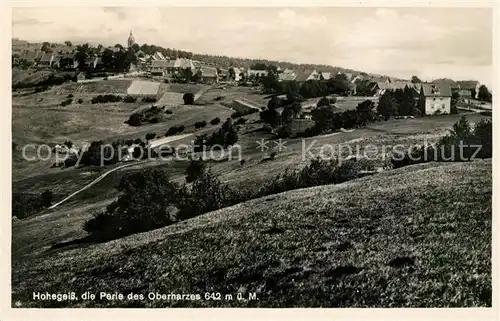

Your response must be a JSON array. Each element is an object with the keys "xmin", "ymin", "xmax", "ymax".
[{"xmin": 127, "ymin": 30, "xmax": 135, "ymax": 48}]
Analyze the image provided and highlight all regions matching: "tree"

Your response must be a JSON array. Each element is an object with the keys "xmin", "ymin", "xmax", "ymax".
[
  {"xmin": 326, "ymin": 74, "xmax": 350, "ymax": 96},
  {"xmin": 101, "ymin": 48, "xmax": 114, "ymax": 70},
  {"xmin": 378, "ymin": 90, "xmax": 399, "ymax": 119},
  {"xmin": 478, "ymin": 85, "xmax": 492, "ymax": 103},
  {"xmin": 114, "ymin": 44, "xmax": 124, "ymax": 50},
  {"xmin": 183, "ymin": 93, "xmax": 195, "ymax": 105},
  {"xmin": 228, "ymin": 67, "xmax": 236, "ymax": 81},
  {"xmin": 355, "ymin": 99, "xmax": 376, "ymax": 125},
  {"xmin": 451, "ymin": 91, "xmax": 460, "ymax": 114},
  {"xmin": 41, "ymin": 42, "xmax": 51, "ymax": 52},
  {"xmin": 411, "ymin": 76, "xmax": 422, "ymax": 83},
  {"xmin": 74, "ymin": 43, "xmax": 90, "ymax": 69},
  {"xmin": 185, "ymin": 159, "xmax": 207, "ymax": 183},
  {"xmin": 145, "ymin": 133, "xmax": 157, "ymax": 141},
  {"xmin": 40, "ymin": 190, "xmax": 53, "ymax": 207},
  {"xmin": 64, "ymin": 41, "xmax": 72, "ymax": 47},
  {"xmin": 131, "ymin": 43, "xmax": 140, "ymax": 53}
]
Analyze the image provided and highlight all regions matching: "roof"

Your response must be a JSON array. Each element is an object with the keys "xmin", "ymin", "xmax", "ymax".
[
  {"xmin": 457, "ymin": 80, "xmax": 480, "ymax": 90},
  {"xmin": 151, "ymin": 60, "xmax": 174, "ymax": 68},
  {"xmin": 39, "ymin": 52, "xmax": 53, "ymax": 63},
  {"xmin": 321, "ymin": 72, "xmax": 332, "ymax": 80},
  {"xmin": 201, "ymin": 67, "xmax": 218, "ymax": 77},
  {"xmin": 432, "ymin": 78, "xmax": 459, "ymax": 88},
  {"xmin": 21, "ymin": 50, "xmax": 43, "ymax": 62},
  {"xmin": 295, "ymin": 70, "xmax": 317, "ymax": 82},
  {"xmin": 279, "ymin": 72, "xmax": 297, "ymax": 81},
  {"xmin": 376, "ymin": 81, "xmax": 416, "ymax": 91},
  {"xmin": 247, "ymin": 69, "xmax": 268, "ymax": 76},
  {"xmin": 174, "ymin": 58, "xmax": 195, "ymax": 69},
  {"xmin": 421, "ymin": 83, "xmax": 452, "ymax": 97}
]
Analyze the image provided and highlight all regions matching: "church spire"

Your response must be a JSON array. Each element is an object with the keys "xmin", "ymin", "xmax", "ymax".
[{"xmin": 127, "ymin": 29, "xmax": 135, "ymax": 48}]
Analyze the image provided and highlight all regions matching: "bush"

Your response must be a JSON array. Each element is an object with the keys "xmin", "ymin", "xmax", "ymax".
[
  {"xmin": 165, "ymin": 127, "xmax": 179, "ymax": 136},
  {"xmin": 317, "ymin": 97, "xmax": 330, "ymax": 107},
  {"xmin": 165, "ymin": 110, "xmax": 173, "ymax": 115},
  {"xmin": 40, "ymin": 190, "xmax": 53, "ymax": 207},
  {"xmin": 194, "ymin": 121, "xmax": 208, "ymax": 129},
  {"xmin": 391, "ymin": 116, "xmax": 492, "ymax": 168},
  {"xmin": 177, "ymin": 170, "xmax": 235, "ymax": 220},
  {"xmin": 123, "ymin": 95, "xmax": 137, "ymax": 103},
  {"xmin": 60, "ymin": 98, "xmax": 72, "ymax": 106},
  {"xmin": 91, "ymin": 94, "xmax": 122, "ymax": 104},
  {"xmin": 145, "ymin": 133, "xmax": 157, "ymax": 141},
  {"xmin": 235, "ymin": 118, "xmax": 247, "ymax": 125},
  {"xmin": 185, "ymin": 159, "xmax": 207, "ymax": 183},
  {"xmin": 67, "ymin": 93, "xmax": 74, "ymax": 98},
  {"xmin": 277, "ymin": 125, "xmax": 292, "ymax": 138},
  {"xmin": 231, "ymin": 111, "xmax": 243, "ymax": 119},
  {"xmin": 127, "ymin": 112, "xmax": 145, "ymax": 127},
  {"xmin": 210, "ymin": 117, "xmax": 221, "ymax": 125},
  {"xmin": 12, "ymin": 193, "xmax": 44, "ymax": 219},
  {"xmin": 183, "ymin": 93, "xmax": 195, "ymax": 105},
  {"xmin": 142, "ymin": 97, "xmax": 157, "ymax": 103},
  {"xmin": 77, "ymin": 98, "xmax": 83, "ymax": 104},
  {"xmin": 83, "ymin": 169, "xmax": 182, "ymax": 239},
  {"xmin": 177, "ymin": 125, "xmax": 185, "ymax": 133}
]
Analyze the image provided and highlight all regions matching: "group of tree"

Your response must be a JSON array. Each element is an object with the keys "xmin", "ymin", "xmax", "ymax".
[
  {"xmin": 377, "ymin": 87, "xmax": 420, "ymax": 119},
  {"xmin": 193, "ymin": 118, "xmax": 238, "ymax": 151},
  {"xmin": 309, "ymin": 99, "xmax": 378, "ymax": 134}
]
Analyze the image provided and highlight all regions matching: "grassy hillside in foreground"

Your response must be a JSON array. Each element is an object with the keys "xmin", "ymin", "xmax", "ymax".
[{"xmin": 12, "ymin": 160, "xmax": 491, "ymax": 308}]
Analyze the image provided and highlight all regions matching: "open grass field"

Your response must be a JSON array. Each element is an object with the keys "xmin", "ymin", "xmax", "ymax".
[
  {"xmin": 11, "ymin": 160, "xmax": 491, "ymax": 307},
  {"xmin": 56, "ymin": 79, "xmax": 133, "ymax": 95}
]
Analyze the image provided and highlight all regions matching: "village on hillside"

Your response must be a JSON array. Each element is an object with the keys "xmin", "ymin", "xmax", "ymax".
[{"xmin": 10, "ymin": 14, "xmax": 493, "ymax": 311}]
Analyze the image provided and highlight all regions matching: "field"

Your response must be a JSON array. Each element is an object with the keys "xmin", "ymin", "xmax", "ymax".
[
  {"xmin": 56, "ymin": 79, "xmax": 133, "ymax": 95},
  {"xmin": 126, "ymin": 80, "xmax": 160, "ymax": 96},
  {"xmin": 11, "ymin": 160, "xmax": 491, "ymax": 307}
]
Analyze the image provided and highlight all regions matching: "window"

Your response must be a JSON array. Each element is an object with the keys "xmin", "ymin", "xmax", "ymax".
[
  {"xmin": 433, "ymin": 97, "xmax": 436, "ymax": 101},
  {"xmin": 442, "ymin": 104, "xmax": 445, "ymax": 109}
]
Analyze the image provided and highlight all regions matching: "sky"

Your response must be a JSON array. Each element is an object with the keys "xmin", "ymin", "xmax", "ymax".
[{"xmin": 12, "ymin": 7, "xmax": 493, "ymax": 87}]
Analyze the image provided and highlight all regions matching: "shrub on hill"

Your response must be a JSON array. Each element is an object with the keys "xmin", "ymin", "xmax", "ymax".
[
  {"xmin": 60, "ymin": 98, "xmax": 73, "ymax": 106},
  {"xmin": 91, "ymin": 94, "xmax": 122, "ymax": 104},
  {"xmin": 77, "ymin": 98, "xmax": 84, "ymax": 104},
  {"xmin": 235, "ymin": 118, "xmax": 247, "ymax": 125},
  {"xmin": 67, "ymin": 93, "xmax": 74, "ymax": 98},
  {"xmin": 127, "ymin": 112, "xmax": 146, "ymax": 127},
  {"xmin": 391, "ymin": 116, "xmax": 492, "ymax": 169},
  {"xmin": 12, "ymin": 190, "xmax": 56, "ymax": 219},
  {"xmin": 123, "ymin": 95, "xmax": 137, "ymax": 103},
  {"xmin": 194, "ymin": 121, "xmax": 208, "ymax": 129},
  {"xmin": 83, "ymin": 169, "xmax": 183, "ymax": 239},
  {"xmin": 145, "ymin": 133, "xmax": 157, "ymax": 141},
  {"xmin": 142, "ymin": 97, "xmax": 157, "ymax": 103},
  {"xmin": 165, "ymin": 126, "xmax": 179, "ymax": 136},
  {"xmin": 183, "ymin": 93, "xmax": 195, "ymax": 105},
  {"xmin": 185, "ymin": 159, "xmax": 207, "ymax": 183},
  {"xmin": 210, "ymin": 117, "xmax": 221, "ymax": 125}
]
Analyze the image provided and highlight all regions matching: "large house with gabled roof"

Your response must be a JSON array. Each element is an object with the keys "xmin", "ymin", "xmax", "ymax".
[{"xmin": 419, "ymin": 83, "xmax": 452, "ymax": 115}]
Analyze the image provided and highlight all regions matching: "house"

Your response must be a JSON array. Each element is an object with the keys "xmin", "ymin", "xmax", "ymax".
[
  {"xmin": 57, "ymin": 53, "xmax": 79, "ymax": 70},
  {"xmin": 320, "ymin": 72, "xmax": 332, "ymax": 80},
  {"xmin": 37, "ymin": 52, "xmax": 55, "ymax": 67},
  {"xmin": 232, "ymin": 67, "xmax": 242, "ymax": 82},
  {"xmin": 457, "ymin": 80, "xmax": 480, "ymax": 99},
  {"xmin": 279, "ymin": 68, "xmax": 297, "ymax": 82},
  {"xmin": 150, "ymin": 60, "xmax": 172, "ymax": 76},
  {"xmin": 19, "ymin": 50, "xmax": 43, "ymax": 64},
  {"xmin": 295, "ymin": 69, "xmax": 321, "ymax": 83},
  {"xmin": 247, "ymin": 69, "xmax": 268, "ymax": 79},
  {"xmin": 419, "ymin": 83, "xmax": 452, "ymax": 115},
  {"xmin": 199, "ymin": 66, "xmax": 219, "ymax": 84}
]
